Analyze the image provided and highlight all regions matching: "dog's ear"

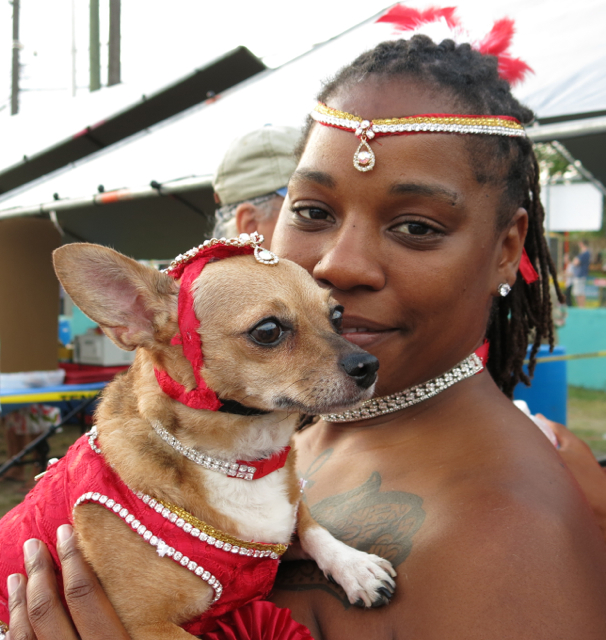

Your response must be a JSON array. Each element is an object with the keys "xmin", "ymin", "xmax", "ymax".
[{"xmin": 53, "ymin": 243, "xmax": 179, "ymax": 351}]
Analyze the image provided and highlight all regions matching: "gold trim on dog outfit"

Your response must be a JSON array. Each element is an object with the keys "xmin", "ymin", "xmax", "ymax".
[
  {"xmin": 152, "ymin": 498, "xmax": 287, "ymax": 558},
  {"xmin": 310, "ymin": 102, "xmax": 526, "ymax": 172}
]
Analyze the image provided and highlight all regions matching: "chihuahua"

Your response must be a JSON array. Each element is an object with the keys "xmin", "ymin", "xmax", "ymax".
[{"xmin": 0, "ymin": 234, "xmax": 395, "ymax": 639}]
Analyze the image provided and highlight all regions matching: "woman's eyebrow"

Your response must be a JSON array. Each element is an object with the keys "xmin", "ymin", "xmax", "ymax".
[
  {"xmin": 389, "ymin": 182, "xmax": 459, "ymax": 204},
  {"xmin": 290, "ymin": 168, "xmax": 336, "ymax": 189}
]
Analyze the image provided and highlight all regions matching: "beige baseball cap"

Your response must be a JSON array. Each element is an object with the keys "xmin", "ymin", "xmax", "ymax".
[{"xmin": 213, "ymin": 125, "xmax": 300, "ymax": 206}]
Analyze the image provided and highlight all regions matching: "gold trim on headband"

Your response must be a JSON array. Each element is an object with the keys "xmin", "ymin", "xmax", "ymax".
[{"xmin": 311, "ymin": 102, "xmax": 526, "ymax": 172}]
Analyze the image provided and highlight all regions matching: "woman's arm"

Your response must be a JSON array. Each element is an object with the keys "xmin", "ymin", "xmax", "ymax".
[
  {"xmin": 538, "ymin": 415, "xmax": 606, "ymax": 540},
  {"xmin": 6, "ymin": 525, "xmax": 130, "ymax": 640}
]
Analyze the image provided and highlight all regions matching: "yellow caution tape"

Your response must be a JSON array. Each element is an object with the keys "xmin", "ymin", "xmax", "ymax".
[
  {"xmin": 1, "ymin": 388, "xmax": 101, "ymax": 404},
  {"xmin": 525, "ymin": 350, "xmax": 606, "ymax": 364}
]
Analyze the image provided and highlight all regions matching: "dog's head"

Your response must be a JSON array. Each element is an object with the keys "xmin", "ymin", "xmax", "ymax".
[{"xmin": 53, "ymin": 242, "xmax": 378, "ymax": 415}]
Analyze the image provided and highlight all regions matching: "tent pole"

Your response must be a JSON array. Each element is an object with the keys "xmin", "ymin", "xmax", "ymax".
[
  {"xmin": 90, "ymin": 0, "xmax": 101, "ymax": 92},
  {"xmin": 10, "ymin": 0, "xmax": 20, "ymax": 115}
]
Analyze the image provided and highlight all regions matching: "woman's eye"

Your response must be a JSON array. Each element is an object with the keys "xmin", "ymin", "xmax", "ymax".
[
  {"xmin": 294, "ymin": 206, "xmax": 331, "ymax": 221},
  {"xmin": 249, "ymin": 320, "xmax": 284, "ymax": 345},
  {"xmin": 393, "ymin": 221, "xmax": 435, "ymax": 236},
  {"xmin": 330, "ymin": 306, "xmax": 344, "ymax": 333}
]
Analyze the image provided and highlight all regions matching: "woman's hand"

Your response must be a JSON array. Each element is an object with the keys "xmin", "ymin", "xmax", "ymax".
[
  {"xmin": 6, "ymin": 524, "xmax": 130, "ymax": 639},
  {"xmin": 538, "ymin": 414, "xmax": 606, "ymax": 541}
]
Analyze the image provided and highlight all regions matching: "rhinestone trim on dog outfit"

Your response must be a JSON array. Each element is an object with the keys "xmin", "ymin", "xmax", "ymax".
[
  {"xmin": 74, "ymin": 490, "xmax": 224, "ymax": 601},
  {"xmin": 321, "ymin": 351, "xmax": 485, "ymax": 423},
  {"xmin": 83, "ymin": 428, "xmax": 224, "ymax": 600},
  {"xmin": 144, "ymin": 495, "xmax": 286, "ymax": 558},
  {"xmin": 86, "ymin": 428, "xmax": 286, "ymax": 558}
]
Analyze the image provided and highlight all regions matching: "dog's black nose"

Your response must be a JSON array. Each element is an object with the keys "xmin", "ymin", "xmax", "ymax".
[{"xmin": 340, "ymin": 353, "xmax": 379, "ymax": 389}]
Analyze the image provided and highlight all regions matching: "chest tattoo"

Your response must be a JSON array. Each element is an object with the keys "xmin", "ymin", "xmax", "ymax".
[{"xmin": 274, "ymin": 453, "xmax": 426, "ymax": 607}]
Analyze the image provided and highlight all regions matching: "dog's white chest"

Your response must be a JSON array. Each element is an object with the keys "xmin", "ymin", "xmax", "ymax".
[{"xmin": 200, "ymin": 468, "xmax": 297, "ymax": 544}]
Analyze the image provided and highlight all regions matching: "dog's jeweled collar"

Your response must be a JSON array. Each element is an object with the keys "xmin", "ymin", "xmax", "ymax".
[
  {"xmin": 151, "ymin": 421, "xmax": 291, "ymax": 481},
  {"xmin": 311, "ymin": 102, "xmax": 526, "ymax": 173},
  {"xmin": 154, "ymin": 233, "xmax": 279, "ymax": 413}
]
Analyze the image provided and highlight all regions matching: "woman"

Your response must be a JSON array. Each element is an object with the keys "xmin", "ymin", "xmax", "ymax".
[{"xmin": 6, "ymin": 36, "xmax": 606, "ymax": 639}]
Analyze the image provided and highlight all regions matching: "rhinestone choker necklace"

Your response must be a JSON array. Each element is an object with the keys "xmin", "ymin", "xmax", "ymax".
[{"xmin": 320, "ymin": 349, "xmax": 486, "ymax": 423}]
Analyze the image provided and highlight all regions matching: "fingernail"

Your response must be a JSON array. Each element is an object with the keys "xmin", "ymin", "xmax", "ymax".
[
  {"xmin": 7, "ymin": 573, "xmax": 21, "ymax": 596},
  {"xmin": 57, "ymin": 524, "xmax": 73, "ymax": 544},
  {"xmin": 23, "ymin": 538, "xmax": 40, "ymax": 561}
]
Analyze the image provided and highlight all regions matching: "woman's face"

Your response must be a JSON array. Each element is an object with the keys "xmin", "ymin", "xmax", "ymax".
[{"xmin": 271, "ymin": 79, "xmax": 521, "ymax": 395}]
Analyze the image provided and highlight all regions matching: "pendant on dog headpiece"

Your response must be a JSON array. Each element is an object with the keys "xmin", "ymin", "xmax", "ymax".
[{"xmin": 154, "ymin": 233, "xmax": 278, "ymax": 411}]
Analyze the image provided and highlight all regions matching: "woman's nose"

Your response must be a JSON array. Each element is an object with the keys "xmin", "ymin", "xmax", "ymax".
[{"xmin": 313, "ymin": 225, "xmax": 386, "ymax": 292}]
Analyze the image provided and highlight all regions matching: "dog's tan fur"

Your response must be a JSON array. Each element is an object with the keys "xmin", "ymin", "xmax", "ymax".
[{"xmin": 51, "ymin": 243, "xmax": 396, "ymax": 639}]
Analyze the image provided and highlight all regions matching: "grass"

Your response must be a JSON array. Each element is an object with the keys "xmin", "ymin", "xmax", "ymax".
[
  {"xmin": 568, "ymin": 386, "xmax": 606, "ymax": 456},
  {"xmin": 1, "ymin": 386, "xmax": 605, "ymax": 518}
]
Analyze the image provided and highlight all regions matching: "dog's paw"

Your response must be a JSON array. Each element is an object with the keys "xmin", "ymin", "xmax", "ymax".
[
  {"xmin": 324, "ymin": 546, "xmax": 397, "ymax": 608},
  {"xmin": 299, "ymin": 525, "xmax": 397, "ymax": 608}
]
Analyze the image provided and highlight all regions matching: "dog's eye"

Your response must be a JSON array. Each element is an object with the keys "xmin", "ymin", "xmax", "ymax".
[
  {"xmin": 331, "ymin": 306, "xmax": 344, "ymax": 333},
  {"xmin": 249, "ymin": 320, "xmax": 284, "ymax": 345}
]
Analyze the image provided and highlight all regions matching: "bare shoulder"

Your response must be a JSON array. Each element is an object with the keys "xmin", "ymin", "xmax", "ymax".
[
  {"xmin": 401, "ymin": 398, "xmax": 606, "ymax": 638},
  {"xmin": 276, "ymin": 395, "xmax": 606, "ymax": 639},
  {"xmin": 399, "ymin": 469, "xmax": 606, "ymax": 639}
]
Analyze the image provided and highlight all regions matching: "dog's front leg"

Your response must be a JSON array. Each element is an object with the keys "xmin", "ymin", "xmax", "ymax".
[{"xmin": 295, "ymin": 501, "xmax": 397, "ymax": 608}]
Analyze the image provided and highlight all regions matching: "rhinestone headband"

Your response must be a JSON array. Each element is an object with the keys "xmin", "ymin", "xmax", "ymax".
[
  {"xmin": 311, "ymin": 102, "xmax": 526, "ymax": 172},
  {"xmin": 163, "ymin": 232, "xmax": 278, "ymax": 276},
  {"xmin": 321, "ymin": 349, "xmax": 485, "ymax": 423}
]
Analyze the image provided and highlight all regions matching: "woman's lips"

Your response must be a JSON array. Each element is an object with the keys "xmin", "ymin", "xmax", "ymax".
[{"xmin": 341, "ymin": 323, "xmax": 398, "ymax": 348}]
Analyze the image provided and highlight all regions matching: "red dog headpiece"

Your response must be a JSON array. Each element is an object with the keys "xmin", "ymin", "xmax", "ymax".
[{"xmin": 154, "ymin": 233, "xmax": 279, "ymax": 411}]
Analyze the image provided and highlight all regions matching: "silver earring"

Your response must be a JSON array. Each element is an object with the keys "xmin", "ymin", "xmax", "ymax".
[{"xmin": 498, "ymin": 283, "xmax": 511, "ymax": 297}]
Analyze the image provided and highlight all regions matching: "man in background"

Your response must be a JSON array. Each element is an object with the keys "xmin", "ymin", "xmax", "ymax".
[
  {"xmin": 573, "ymin": 239, "xmax": 591, "ymax": 307},
  {"xmin": 212, "ymin": 125, "xmax": 299, "ymax": 246}
]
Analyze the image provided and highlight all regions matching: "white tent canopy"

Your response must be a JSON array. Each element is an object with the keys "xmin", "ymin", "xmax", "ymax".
[{"xmin": 1, "ymin": 0, "xmax": 605, "ymax": 258}]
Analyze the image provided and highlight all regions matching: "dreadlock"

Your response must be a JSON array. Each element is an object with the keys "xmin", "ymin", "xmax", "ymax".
[{"xmin": 298, "ymin": 36, "xmax": 562, "ymax": 397}]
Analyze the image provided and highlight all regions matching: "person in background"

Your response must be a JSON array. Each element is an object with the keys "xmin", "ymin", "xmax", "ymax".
[
  {"xmin": 572, "ymin": 239, "xmax": 591, "ymax": 307},
  {"xmin": 563, "ymin": 252, "xmax": 575, "ymax": 307},
  {"xmin": 212, "ymin": 125, "xmax": 300, "ymax": 247}
]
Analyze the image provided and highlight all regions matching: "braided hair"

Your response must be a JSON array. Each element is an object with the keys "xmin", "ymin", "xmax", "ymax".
[{"xmin": 298, "ymin": 36, "xmax": 562, "ymax": 397}]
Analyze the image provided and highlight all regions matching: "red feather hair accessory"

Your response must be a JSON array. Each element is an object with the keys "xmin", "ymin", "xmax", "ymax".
[
  {"xmin": 476, "ymin": 18, "xmax": 533, "ymax": 86},
  {"xmin": 376, "ymin": 5, "xmax": 460, "ymax": 31},
  {"xmin": 376, "ymin": 5, "xmax": 532, "ymax": 86}
]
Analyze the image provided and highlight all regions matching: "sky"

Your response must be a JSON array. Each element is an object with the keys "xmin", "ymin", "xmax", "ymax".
[
  {"xmin": 1, "ymin": 0, "xmax": 577, "ymax": 116},
  {"xmin": 0, "ymin": 0, "xmax": 604, "ymax": 185},
  {"xmin": 0, "ymin": 0, "xmax": 399, "ymax": 115}
]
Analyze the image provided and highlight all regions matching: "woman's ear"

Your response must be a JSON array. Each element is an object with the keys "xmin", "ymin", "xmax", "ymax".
[{"xmin": 494, "ymin": 208, "xmax": 528, "ymax": 294}]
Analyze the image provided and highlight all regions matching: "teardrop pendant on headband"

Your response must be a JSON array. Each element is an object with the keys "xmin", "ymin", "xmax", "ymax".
[{"xmin": 353, "ymin": 137, "xmax": 375, "ymax": 172}]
